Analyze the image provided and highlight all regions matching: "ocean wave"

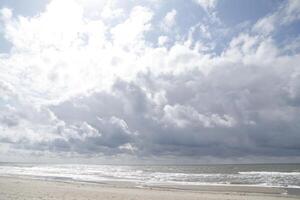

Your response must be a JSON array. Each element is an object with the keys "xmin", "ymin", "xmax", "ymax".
[
  {"xmin": 0, "ymin": 164, "xmax": 299, "ymax": 188},
  {"xmin": 238, "ymin": 171, "xmax": 300, "ymax": 176}
]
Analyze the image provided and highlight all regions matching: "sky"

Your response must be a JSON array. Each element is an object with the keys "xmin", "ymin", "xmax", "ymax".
[{"xmin": 0, "ymin": 0, "xmax": 300, "ymax": 164}]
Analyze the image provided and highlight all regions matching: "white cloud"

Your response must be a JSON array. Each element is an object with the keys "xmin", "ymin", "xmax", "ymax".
[
  {"xmin": 222, "ymin": 33, "xmax": 279, "ymax": 65},
  {"xmin": 0, "ymin": 0, "xmax": 300, "ymax": 162},
  {"xmin": 194, "ymin": 0, "xmax": 218, "ymax": 11},
  {"xmin": 0, "ymin": 1, "xmax": 155, "ymax": 105},
  {"xmin": 0, "ymin": 7, "xmax": 12, "ymax": 21},
  {"xmin": 282, "ymin": 0, "xmax": 300, "ymax": 24},
  {"xmin": 101, "ymin": 1, "xmax": 124, "ymax": 20},
  {"xmin": 253, "ymin": 15, "xmax": 276, "ymax": 35},
  {"xmin": 158, "ymin": 35, "xmax": 168, "ymax": 46},
  {"xmin": 161, "ymin": 9, "xmax": 177, "ymax": 31},
  {"xmin": 162, "ymin": 104, "xmax": 236, "ymax": 128},
  {"xmin": 253, "ymin": 0, "xmax": 300, "ymax": 35},
  {"xmin": 111, "ymin": 6, "xmax": 153, "ymax": 47}
]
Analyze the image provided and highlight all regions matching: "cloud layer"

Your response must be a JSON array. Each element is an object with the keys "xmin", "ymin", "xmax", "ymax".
[{"xmin": 0, "ymin": 0, "xmax": 300, "ymax": 163}]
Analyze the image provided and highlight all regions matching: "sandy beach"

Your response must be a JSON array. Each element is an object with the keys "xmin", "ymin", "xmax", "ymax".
[{"xmin": 0, "ymin": 176, "xmax": 299, "ymax": 200}]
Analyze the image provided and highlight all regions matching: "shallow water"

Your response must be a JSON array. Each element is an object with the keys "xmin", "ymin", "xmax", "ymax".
[{"xmin": 0, "ymin": 163, "xmax": 299, "ymax": 188}]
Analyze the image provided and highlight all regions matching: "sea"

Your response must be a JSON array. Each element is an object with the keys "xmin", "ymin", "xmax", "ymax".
[{"xmin": 0, "ymin": 163, "xmax": 299, "ymax": 189}]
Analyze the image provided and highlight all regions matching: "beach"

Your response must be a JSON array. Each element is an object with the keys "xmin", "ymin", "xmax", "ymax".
[
  {"xmin": 1, "ymin": 1, "xmax": 300, "ymax": 199},
  {"xmin": 0, "ymin": 176, "xmax": 299, "ymax": 200}
]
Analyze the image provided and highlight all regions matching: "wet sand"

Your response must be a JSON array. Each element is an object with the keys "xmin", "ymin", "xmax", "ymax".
[{"xmin": 0, "ymin": 176, "xmax": 299, "ymax": 200}]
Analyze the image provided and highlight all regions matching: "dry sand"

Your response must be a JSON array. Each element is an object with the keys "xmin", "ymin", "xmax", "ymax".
[{"xmin": 0, "ymin": 176, "xmax": 299, "ymax": 200}]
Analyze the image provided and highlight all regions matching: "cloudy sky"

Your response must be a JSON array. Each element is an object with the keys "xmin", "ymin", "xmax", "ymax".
[{"xmin": 0, "ymin": 0, "xmax": 300, "ymax": 164}]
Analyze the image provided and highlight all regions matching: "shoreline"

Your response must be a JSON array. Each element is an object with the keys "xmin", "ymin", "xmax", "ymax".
[
  {"xmin": 0, "ymin": 176, "xmax": 299, "ymax": 200},
  {"xmin": 1, "ymin": 174, "xmax": 300, "ymax": 190}
]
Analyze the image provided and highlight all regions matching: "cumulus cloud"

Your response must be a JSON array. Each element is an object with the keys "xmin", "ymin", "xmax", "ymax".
[
  {"xmin": 0, "ymin": 0, "xmax": 300, "ymax": 163},
  {"xmin": 0, "ymin": 7, "xmax": 12, "ymax": 21},
  {"xmin": 111, "ymin": 6, "xmax": 153, "ymax": 47},
  {"xmin": 101, "ymin": 1, "xmax": 124, "ymax": 20},
  {"xmin": 161, "ymin": 9, "xmax": 177, "ymax": 31},
  {"xmin": 157, "ymin": 35, "xmax": 169, "ymax": 46},
  {"xmin": 162, "ymin": 104, "xmax": 236, "ymax": 128}
]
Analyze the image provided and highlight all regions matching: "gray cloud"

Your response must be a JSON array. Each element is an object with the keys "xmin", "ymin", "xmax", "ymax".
[{"xmin": 47, "ymin": 54, "xmax": 300, "ymax": 160}]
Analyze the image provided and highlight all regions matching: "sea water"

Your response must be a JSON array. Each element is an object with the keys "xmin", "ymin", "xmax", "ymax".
[{"xmin": 0, "ymin": 163, "xmax": 299, "ymax": 188}]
